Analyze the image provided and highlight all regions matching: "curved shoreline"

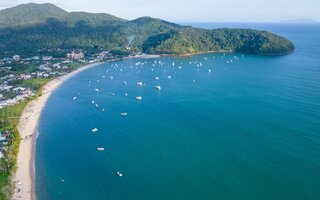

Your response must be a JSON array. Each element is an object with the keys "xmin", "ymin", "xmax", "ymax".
[
  {"xmin": 11, "ymin": 62, "xmax": 102, "ymax": 200},
  {"xmin": 11, "ymin": 53, "xmax": 214, "ymax": 200}
]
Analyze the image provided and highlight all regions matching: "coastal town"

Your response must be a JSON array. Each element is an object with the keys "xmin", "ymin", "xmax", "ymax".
[{"xmin": 0, "ymin": 50, "xmax": 118, "ymax": 109}]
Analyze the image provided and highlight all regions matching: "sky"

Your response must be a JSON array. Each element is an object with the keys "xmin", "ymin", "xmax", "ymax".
[{"xmin": 0, "ymin": 0, "xmax": 319, "ymax": 22}]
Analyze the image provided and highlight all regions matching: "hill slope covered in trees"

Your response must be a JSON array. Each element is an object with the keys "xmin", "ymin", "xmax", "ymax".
[{"xmin": 0, "ymin": 3, "xmax": 294, "ymax": 57}]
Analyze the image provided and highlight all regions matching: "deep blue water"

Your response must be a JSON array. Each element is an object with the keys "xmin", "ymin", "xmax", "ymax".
[{"xmin": 36, "ymin": 24, "xmax": 320, "ymax": 200}]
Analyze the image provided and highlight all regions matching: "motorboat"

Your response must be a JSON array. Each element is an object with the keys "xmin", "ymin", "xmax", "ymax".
[
  {"xmin": 154, "ymin": 85, "xmax": 161, "ymax": 90},
  {"xmin": 120, "ymin": 112, "xmax": 128, "ymax": 116}
]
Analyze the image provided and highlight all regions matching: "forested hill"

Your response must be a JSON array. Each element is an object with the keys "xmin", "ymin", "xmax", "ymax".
[
  {"xmin": 0, "ymin": 3, "xmax": 294, "ymax": 57},
  {"xmin": 0, "ymin": 3, "xmax": 124, "ymax": 27}
]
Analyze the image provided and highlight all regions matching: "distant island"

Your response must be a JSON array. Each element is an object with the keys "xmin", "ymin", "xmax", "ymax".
[
  {"xmin": 0, "ymin": 3, "xmax": 294, "ymax": 57},
  {"xmin": 279, "ymin": 18, "xmax": 319, "ymax": 24}
]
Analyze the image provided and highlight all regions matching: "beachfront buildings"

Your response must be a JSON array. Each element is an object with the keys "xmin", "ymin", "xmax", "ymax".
[
  {"xmin": 67, "ymin": 51, "xmax": 85, "ymax": 60},
  {"xmin": 12, "ymin": 55, "xmax": 20, "ymax": 62},
  {"xmin": 0, "ymin": 87, "xmax": 35, "ymax": 109}
]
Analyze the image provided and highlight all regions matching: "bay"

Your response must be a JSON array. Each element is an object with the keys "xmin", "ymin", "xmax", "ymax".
[{"xmin": 36, "ymin": 23, "xmax": 320, "ymax": 200}]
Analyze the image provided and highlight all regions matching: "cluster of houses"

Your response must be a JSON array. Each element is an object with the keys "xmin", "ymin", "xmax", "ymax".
[
  {"xmin": 0, "ymin": 51, "xmax": 84, "ymax": 66},
  {"xmin": 0, "ymin": 55, "xmax": 47, "ymax": 66},
  {"xmin": 0, "ymin": 130, "xmax": 11, "ymax": 159},
  {"xmin": 0, "ymin": 52, "xmax": 84, "ymax": 109},
  {"xmin": 66, "ymin": 51, "xmax": 85, "ymax": 60},
  {"xmin": 0, "ymin": 85, "xmax": 35, "ymax": 109},
  {"xmin": 0, "ymin": 50, "xmax": 119, "ymax": 110}
]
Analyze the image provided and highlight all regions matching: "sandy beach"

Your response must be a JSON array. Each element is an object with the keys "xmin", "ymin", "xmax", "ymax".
[{"xmin": 11, "ymin": 62, "xmax": 101, "ymax": 200}]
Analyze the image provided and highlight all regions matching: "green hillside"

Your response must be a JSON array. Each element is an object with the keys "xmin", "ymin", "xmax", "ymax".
[
  {"xmin": 142, "ymin": 28, "xmax": 294, "ymax": 55},
  {"xmin": 0, "ymin": 3, "xmax": 68, "ymax": 27},
  {"xmin": 0, "ymin": 3, "xmax": 294, "ymax": 57}
]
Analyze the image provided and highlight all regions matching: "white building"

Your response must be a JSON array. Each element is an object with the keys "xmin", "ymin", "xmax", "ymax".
[
  {"xmin": 12, "ymin": 55, "xmax": 21, "ymax": 62},
  {"xmin": 42, "ymin": 56, "xmax": 53, "ymax": 61},
  {"xmin": 67, "ymin": 51, "xmax": 84, "ymax": 60}
]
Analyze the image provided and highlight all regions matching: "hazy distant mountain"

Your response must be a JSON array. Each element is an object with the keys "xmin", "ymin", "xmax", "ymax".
[
  {"xmin": 279, "ymin": 19, "xmax": 319, "ymax": 24},
  {"xmin": 0, "ymin": 3, "xmax": 294, "ymax": 57}
]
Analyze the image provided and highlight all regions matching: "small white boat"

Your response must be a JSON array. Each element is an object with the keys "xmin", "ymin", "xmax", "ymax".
[
  {"xmin": 136, "ymin": 96, "xmax": 142, "ymax": 100},
  {"xmin": 136, "ymin": 82, "xmax": 143, "ymax": 86},
  {"xmin": 117, "ymin": 172, "xmax": 123, "ymax": 177},
  {"xmin": 95, "ymin": 88, "xmax": 100, "ymax": 92},
  {"xmin": 92, "ymin": 100, "xmax": 95, "ymax": 104},
  {"xmin": 125, "ymin": 93, "xmax": 128, "ymax": 96},
  {"xmin": 123, "ymin": 81, "xmax": 127, "ymax": 85},
  {"xmin": 120, "ymin": 112, "xmax": 128, "ymax": 116},
  {"xmin": 95, "ymin": 104, "xmax": 99, "ymax": 108},
  {"xmin": 154, "ymin": 85, "xmax": 161, "ymax": 90},
  {"xmin": 92, "ymin": 128, "xmax": 98, "ymax": 132},
  {"xmin": 102, "ymin": 108, "xmax": 105, "ymax": 112},
  {"xmin": 97, "ymin": 148, "xmax": 104, "ymax": 151},
  {"xmin": 208, "ymin": 69, "xmax": 212, "ymax": 73},
  {"xmin": 155, "ymin": 77, "xmax": 159, "ymax": 80},
  {"xmin": 73, "ymin": 96, "xmax": 77, "ymax": 100},
  {"xmin": 167, "ymin": 76, "xmax": 171, "ymax": 79}
]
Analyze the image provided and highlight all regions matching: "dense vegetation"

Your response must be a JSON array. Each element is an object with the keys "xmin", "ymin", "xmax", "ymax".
[
  {"xmin": 0, "ymin": 3, "xmax": 294, "ymax": 57},
  {"xmin": 0, "ymin": 3, "xmax": 123, "ymax": 28},
  {"xmin": 142, "ymin": 28, "xmax": 294, "ymax": 55}
]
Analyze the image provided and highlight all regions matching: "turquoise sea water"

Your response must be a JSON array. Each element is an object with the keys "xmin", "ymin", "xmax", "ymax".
[{"xmin": 36, "ymin": 24, "xmax": 320, "ymax": 200}]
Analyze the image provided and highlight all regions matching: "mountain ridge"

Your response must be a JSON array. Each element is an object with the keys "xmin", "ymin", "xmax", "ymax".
[
  {"xmin": 0, "ymin": 3, "xmax": 124, "ymax": 28},
  {"xmin": 0, "ymin": 3, "xmax": 294, "ymax": 57},
  {"xmin": 278, "ymin": 18, "xmax": 319, "ymax": 24}
]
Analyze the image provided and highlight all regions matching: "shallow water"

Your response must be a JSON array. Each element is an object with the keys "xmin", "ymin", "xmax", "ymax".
[{"xmin": 36, "ymin": 24, "xmax": 320, "ymax": 200}]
